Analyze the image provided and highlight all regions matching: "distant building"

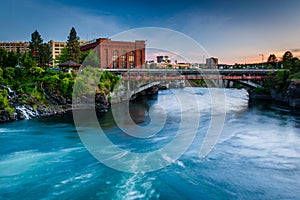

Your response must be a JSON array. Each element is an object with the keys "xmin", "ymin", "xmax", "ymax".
[
  {"xmin": 0, "ymin": 41, "xmax": 29, "ymax": 53},
  {"xmin": 48, "ymin": 40, "xmax": 67, "ymax": 66},
  {"xmin": 156, "ymin": 55, "xmax": 171, "ymax": 63},
  {"xmin": 80, "ymin": 38, "xmax": 145, "ymax": 69},
  {"xmin": 48, "ymin": 40, "xmax": 87, "ymax": 66},
  {"xmin": 206, "ymin": 57, "xmax": 218, "ymax": 69}
]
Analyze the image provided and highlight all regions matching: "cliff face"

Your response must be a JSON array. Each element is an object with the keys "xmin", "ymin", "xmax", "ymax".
[
  {"xmin": 261, "ymin": 80, "xmax": 300, "ymax": 109},
  {"xmin": 287, "ymin": 80, "xmax": 300, "ymax": 109},
  {"xmin": 248, "ymin": 79, "xmax": 300, "ymax": 110},
  {"xmin": 0, "ymin": 91, "xmax": 109, "ymax": 123}
]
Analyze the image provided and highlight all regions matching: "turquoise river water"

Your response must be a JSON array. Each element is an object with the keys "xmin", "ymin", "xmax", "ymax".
[{"xmin": 1, "ymin": 88, "xmax": 300, "ymax": 199}]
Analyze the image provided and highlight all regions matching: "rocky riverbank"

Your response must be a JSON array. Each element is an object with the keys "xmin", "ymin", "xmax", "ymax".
[
  {"xmin": 248, "ymin": 79, "xmax": 300, "ymax": 109},
  {"xmin": 0, "ymin": 91, "xmax": 109, "ymax": 123}
]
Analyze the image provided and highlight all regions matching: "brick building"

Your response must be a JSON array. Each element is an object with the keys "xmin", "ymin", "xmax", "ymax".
[{"xmin": 80, "ymin": 38, "xmax": 146, "ymax": 69}]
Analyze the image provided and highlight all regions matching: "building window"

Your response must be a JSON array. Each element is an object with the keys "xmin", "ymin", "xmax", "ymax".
[
  {"xmin": 112, "ymin": 50, "xmax": 118, "ymax": 61},
  {"xmin": 128, "ymin": 51, "xmax": 134, "ymax": 62},
  {"xmin": 112, "ymin": 50, "xmax": 118, "ymax": 68},
  {"xmin": 121, "ymin": 50, "xmax": 126, "ymax": 62},
  {"xmin": 105, "ymin": 49, "xmax": 108, "ymax": 68}
]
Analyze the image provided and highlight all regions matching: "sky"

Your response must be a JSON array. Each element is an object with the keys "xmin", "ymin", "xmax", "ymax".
[{"xmin": 1, "ymin": 0, "xmax": 300, "ymax": 64}]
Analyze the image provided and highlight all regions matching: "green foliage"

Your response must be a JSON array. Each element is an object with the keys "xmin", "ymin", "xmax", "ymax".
[
  {"xmin": 60, "ymin": 77, "xmax": 70, "ymax": 96},
  {"xmin": 3, "ymin": 67, "xmax": 15, "ymax": 86},
  {"xmin": 5, "ymin": 107, "xmax": 15, "ymax": 116},
  {"xmin": 38, "ymin": 43, "xmax": 52, "ymax": 68},
  {"xmin": 267, "ymin": 54, "xmax": 277, "ymax": 68},
  {"xmin": 0, "ymin": 48, "xmax": 19, "ymax": 68},
  {"xmin": 0, "ymin": 68, "xmax": 3, "ymax": 85},
  {"xmin": 79, "ymin": 50, "xmax": 91, "ymax": 64},
  {"xmin": 281, "ymin": 51, "xmax": 300, "ymax": 73},
  {"xmin": 0, "ymin": 48, "xmax": 7, "ymax": 67},
  {"xmin": 0, "ymin": 90, "xmax": 10, "ymax": 109},
  {"xmin": 254, "ymin": 87, "xmax": 270, "ymax": 94},
  {"xmin": 0, "ymin": 43, "xmax": 122, "ymax": 112},
  {"xmin": 6, "ymin": 51, "xmax": 18, "ymax": 68},
  {"xmin": 29, "ymin": 30, "xmax": 51, "ymax": 68},
  {"xmin": 29, "ymin": 30, "xmax": 43, "ymax": 52},
  {"xmin": 81, "ymin": 50, "xmax": 100, "ymax": 67},
  {"xmin": 30, "ymin": 87, "xmax": 45, "ymax": 103},
  {"xmin": 66, "ymin": 27, "xmax": 80, "ymax": 63},
  {"xmin": 283, "ymin": 51, "xmax": 293, "ymax": 61},
  {"xmin": 189, "ymin": 79, "xmax": 207, "ymax": 87},
  {"xmin": 21, "ymin": 52, "xmax": 37, "ymax": 68},
  {"xmin": 267, "ymin": 54, "xmax": 277, "ymax": 63},
  {"xmin": 266, "ymin": 70, "xmax": 290, "ymax": 93},
  {"xmin": 289, "ymin": 72, "xmax": 300, "ymax": 80},
  {"xmin": 55, "ymin": 47, "xmax": 69, "ymax": 64}
]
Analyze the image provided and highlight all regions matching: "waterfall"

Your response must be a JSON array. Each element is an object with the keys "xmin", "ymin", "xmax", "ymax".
[
  {"xmin": 1, "ymin": 85, "xmax": 40, "ymax": 120},
  {"xmin": 1, "ymin": 85, "xmax": 16, "ymax": 99},
  {"xmin": 15, "ymin": 105, "xmax": 39, "ymax": 120}
]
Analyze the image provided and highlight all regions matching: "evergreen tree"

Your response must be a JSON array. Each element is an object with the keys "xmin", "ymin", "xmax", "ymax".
[
  {"xmin": 5, "ymin": 51, "xmax": 18, "ymax": 68},
  {"xmin": 39, "ymin": 43, "xmax": 52, "ymax": 68},
  {"xmin": 29, "ymin": 30, "xmax": 51, "ymax": 68},
  {"xmin": 66, "ymin": 27, "xmax": 80, "ymax": 63},
  {"xmin": 55, "ymin": 47, "xmax": 69, "ymax": 64},
  {"xmin": 0, "ymin": 48, "xmax": 7, "ymax": 68},
  {"xmin": 29, "ymin": 30, "xmax": 43, "ymax": 59}
]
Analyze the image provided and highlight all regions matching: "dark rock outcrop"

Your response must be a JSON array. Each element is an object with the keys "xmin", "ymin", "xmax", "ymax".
[
  {"xmin": 287, "ymin": 80, "xmax": 300, "ymax": 109},
  {"xmin": 0, "ymin": 90, "xmax": 110, "ymax": 123},
  {"xmin": 249, "ymin": 80, "xmax": 300, "ymax": 109}
]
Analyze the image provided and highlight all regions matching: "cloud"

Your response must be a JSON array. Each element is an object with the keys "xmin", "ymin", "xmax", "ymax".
[
  {"xmin": 291, "ymin": 48, "xmax": 300, "ymax": 53},
  {"xmin": 1, "ymin": 0, "xmax": 127, "ymax": 41}
]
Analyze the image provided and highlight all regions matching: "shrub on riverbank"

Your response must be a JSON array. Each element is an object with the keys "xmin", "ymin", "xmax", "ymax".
[{"xmin": 0, "ymin": 64, "xmax": 120, "ymax": 119}]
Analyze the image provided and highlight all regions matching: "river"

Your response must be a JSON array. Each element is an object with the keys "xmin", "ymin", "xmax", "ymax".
[{"xmin": 1, "ymin": 88, "xmax": 300, "ymax": 199}]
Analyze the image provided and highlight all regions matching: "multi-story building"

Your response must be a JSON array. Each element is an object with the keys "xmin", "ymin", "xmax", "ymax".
[
  {"xmin": 156, "ymin": 55, "xmax": 171, "ymax": 64},
  {"xmin": 80, "ymin": 38, "xmax": 146, "ymax": 69},
  {"xmin": 48, "ymin": 40, "xmax": 87, "ymax": 66},
  {"xmin": 206, "ymin": 57, "xmax": 218, "ymax": 69},
  {"xmin": 48, "ymin": 40, "xmax": 67, "ymax": 66},
  {"xmin": 0, "ymin": 41, "xmax": 30, "ymax": 53}
]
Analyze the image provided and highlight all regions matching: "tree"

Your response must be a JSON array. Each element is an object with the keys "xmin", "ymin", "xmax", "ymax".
[
  {"xmin": 79, "ymin": 50, "xmax": 100, "ymax": 67},
  {"xmin": 66, "ymin": 27, "xmax": 80, "ymax": 63},
  {"xmin": 29, "ymin": 30, "xmax": 43, "ymax": 59},
  {"xmin": 267, "ymin": 54, "xmax": 277, "ymax": 63},
  {"xmin": 282, "ymin": 51, "xmax": 293, "ymax": 61},
  {"xmin": 55, "ymin": 47, "xmax": 69, "ymax": 64},
  {"xmin": 38, "ymin": 43, "xmax": 52, "ymax": 68},
  {"xmin": 20, "ymin": 52, "xmax": 37, "ymax": 68},
  {"xmin": 29, "ymin": 30, "xmax": 51, "ymax": 68},
  {"xmin": 5, "ymin": 51, "xmax": 18, "ymax": 68},
  {"xmin": 79, "ymin": 50, "xmax": 91, "ymax": 64},
  {"xmin": 0, "ymin": 48, "xmax": 8, "ymax": 68},
  {"xmin": 267, "ymin": 54, "xmax": 278, "ymax": 68},
  {"xmin": 281, "ymin": 51, "xmax": 300, "ymax": 73}
]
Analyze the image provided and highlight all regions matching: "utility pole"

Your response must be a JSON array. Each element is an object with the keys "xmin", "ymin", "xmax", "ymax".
[{"xmin": 259, "ymin": 54, "xmax": 264, "ymax": 69}]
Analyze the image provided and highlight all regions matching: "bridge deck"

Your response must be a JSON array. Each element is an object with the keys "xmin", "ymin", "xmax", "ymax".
[{"xmin": 104, "ymin": 68, "xmax": 279, "ymax": 76}]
